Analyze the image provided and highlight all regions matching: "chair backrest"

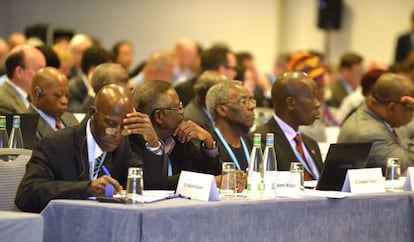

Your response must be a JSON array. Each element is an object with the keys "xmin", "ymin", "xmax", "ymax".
[{"xmin": 0, "ymin": 148, "xmax": 32, "ymax": 211}]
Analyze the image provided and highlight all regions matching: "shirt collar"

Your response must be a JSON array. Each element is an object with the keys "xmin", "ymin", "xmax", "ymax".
[
  {"xmin": 6, "ymin": 79, "xmax": 30, "ymax": 108},
  {"xmin": 31, "ymin": 104, "xmax": 59, "ymax": 131},
  {"xmin": 274, "ymin": 114, "xmax": 299, "ymax": 141},
  {"xmin": 86, "ymin": 119, "xmax": 105, "ymax": 162}
]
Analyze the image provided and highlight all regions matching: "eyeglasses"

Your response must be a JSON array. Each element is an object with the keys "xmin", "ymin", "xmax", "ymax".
[
  {"xmin": 224, "ymin": 65, "xmax": 237, "ymax": 71},
  {"xmin": 152, "ymin": 102, "xmax": 184, "ymax": 115},
  {"xmin": 220, "ymin": 98, "xmax": 256, "ymax": 107}
]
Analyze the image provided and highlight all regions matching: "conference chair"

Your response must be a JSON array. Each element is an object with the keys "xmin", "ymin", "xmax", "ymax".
[{"xmin": 0, "ymin": 148, "xmax": 32, "ymax": 211}]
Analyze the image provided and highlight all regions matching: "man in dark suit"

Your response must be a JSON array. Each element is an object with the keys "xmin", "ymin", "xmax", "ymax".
[
  {"xmin": 184, "ymin": 70, "xmax": 227, "ymax": 134},
  {"xmin": 28, "ymin": 67, "xmax": 79, "ymax": 142},
  {"xmin": 206, "ymin": 80, "xmax": 255, "ymax": 172},
  {"xmin": 395, "ymin": 10, "xmax": 414, "ymax": 63},
  {"xmin": 68, "ymin": 46, "xmax": 111, "ymax": 113},
  {"xmin": 253, "ymin": 71, "xmax": 323, "ymax": 180},
  {"xmin": 0, "ymin": 45, "xmax": 45, "ymax": 114},
  {"xmin": 126, "ymin": 80, "xmax": 222, "ymax": 190},
  {"xmin": 15, "ymin": 84, "xmax": 143, "ymax": 212},
  {"xmin": 175, "ymin": 46, "xmax": 237, "ymax": 106}
]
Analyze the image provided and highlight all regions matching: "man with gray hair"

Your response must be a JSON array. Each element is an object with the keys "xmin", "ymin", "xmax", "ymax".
[
  {"xmin": 206, "ymin": 80, "xmax": 255, "ymax": 171},
  {"xmin": 338, "ymin": 73, "xmax": 414, "ymax": 173},
  {"xmin": 184, "ymin": 70, "xmax": 227, "ymax": 134}
]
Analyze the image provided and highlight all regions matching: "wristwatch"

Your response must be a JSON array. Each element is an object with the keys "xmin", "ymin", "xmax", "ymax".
[{"xmin": 145, "ymin": 141, "xmax": 163, "ymax": 155}]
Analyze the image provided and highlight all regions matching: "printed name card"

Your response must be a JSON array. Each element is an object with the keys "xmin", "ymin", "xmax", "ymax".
[
  {"xmin": 402, "ymin": 167, "xmax": 414, "ymax": 191},
  {"xmin": 176, "ymin": 171, "xmax": 220, "ymax": 201},
  {"xmin": 342, "ymin": 168, "xmax": 385, "ymax": 193},
  {"xmin": 275, "ymin": 171, "xmax": 304, "ymax": 197}
]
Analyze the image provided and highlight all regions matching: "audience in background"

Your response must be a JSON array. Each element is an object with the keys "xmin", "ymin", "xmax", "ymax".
[
  {"xmin": 36, "ymin": 45, "xmax": 61, "ymax": 69},
  {"xmin": 90, "ymin": 63, "xmax": 130, "ymax": 94},
  {"xmin": 336, "ymin": 68, "xmax": 387, "ymax": 123},
  {"xmin": 176, "ymin": 45, "xmax": 237, "ymax": 106},
  {"xmin": 68, "ymin": 34, "xmax": 93, "ymax": 79},
  {"xmin": 327, "ymin": 52, "xmax": 364, "ymax": 107},
  {"xmin": 0, "ymin": 45, "xmax": 46, "ymax": 114},
  {"xmin": 206, "ymin": 80, "xmax": 255, "ymax": 171},
  {"xmin": 111, "ymin": 41, "xmax": 134, "ymax": 71},
  {"xmin": 395, "ymin": 10, "xmax": 414, "ymax": 63},
  {"xmin": 173, "ymin": 38, "xmax": 200, "ymax": 83},
  {"xmin": 16, "ymin": 84, "xmax": 143, "ymax": 213},
  {"xmin": 129, "ymin": 50, "xmax": 175, "ymax": 87},
  {"xmin": 28, "ymin": 67, "xmax": 78, "ymax": 141},
  {"xmin": 127, "ymin": 80, "xmax": 221, "ymax": 189},
  {"xmin": 265, "ymin": 52, "xmax": 291, "ymax": 85},
  {"xmin": 7, "ymin": 32, "xmax": 26, "ymax": 50},
  {"xmin": 338, "ymin": 73, "xmax": 414, "ymax": 174},
  {"xmin": 68, "ymin": 46, "xmax": 111, "ymax": 113},
  {"xmin": 252, "ymin": 71, "xmax": 323, "ymax": 180},
  {"xmin": 53, "ymin": 45, "xmax": 74, "ymax": 78},
  {"xmin": 183, "ymin": 70, "xmax": 227, "ymax": 134},
  {"xmin": 0, "ymin": 38, "xmax": 8, "ymax": 77}
]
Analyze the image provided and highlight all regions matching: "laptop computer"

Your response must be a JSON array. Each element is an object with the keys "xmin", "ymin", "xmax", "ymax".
[
  {"xmin": 315, "ymin": 142, "xmax": 373, "ymax": 191},
  {"xmin": 3, "ymin": 113, "xmax": 40, "ymax": 150}
]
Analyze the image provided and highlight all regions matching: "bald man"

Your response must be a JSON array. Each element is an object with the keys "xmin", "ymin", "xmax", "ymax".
[
  {"xmin": 252, "ymin": 71, "xmax": 323, "ymax": 181},
  {"xmin": 16, "ymin": 84, "xmax": 143, "ymax": 213},
  {"xmin": 338, "ymin": 73, "xmax": 414, "ymax": 173},
  {"xmin": 0, "ymin": 45, "xmax": 46, "ymax": 113},
  {"xmin": 28, "ymin": 67, "xmax": 79, "ymax": 141}
]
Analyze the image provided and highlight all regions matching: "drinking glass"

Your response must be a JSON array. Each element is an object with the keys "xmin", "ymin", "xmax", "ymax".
[
  {"xmin": 289, "ymin": 162, "xmax": 305, "ymax": 198},
  {"xmin": 126, "ymin": 167, "xmax": 144, "ymax": 204},
  {"xmin": 385, "ymin": 158, "xmax": 401, "ymax": 191},
  {"xmin": 219, "ymin": 162, "xmax": 237, "ymax": 199}
]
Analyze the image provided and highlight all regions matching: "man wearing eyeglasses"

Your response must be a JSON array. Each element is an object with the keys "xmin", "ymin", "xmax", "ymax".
[
  {"xmin": 126, "ymin": 80, "xmax": 223, "ymax": 190},
  {"xmin": 16, "ymin": 84, "xmax": 143, "ymax": 212},
  {"xmin": 338, "ymin": 73, "xmax": 414, "ymax": 174}
]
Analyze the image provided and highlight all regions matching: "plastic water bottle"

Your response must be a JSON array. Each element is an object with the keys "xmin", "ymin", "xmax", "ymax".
[
  {"xmin": 262, "ymin": 133, "xmax": 277, "ymax": 199},
  {"xmin": 247, "ymin": 133, "xmax": 263, "ymax": 200},
  {"xmin": 0, "ymin": 116, "xmax": 9, "ymax": 148},
  {"xmin": 9, "ymin": 115, "xmax": 24, "ymax": 148}
]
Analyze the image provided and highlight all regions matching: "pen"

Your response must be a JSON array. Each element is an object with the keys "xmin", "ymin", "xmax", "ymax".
[
  {"xmin": 179, "ymin": 194, "xmax": 191, "ymax": 200},
  {"xmin": 101, "ymin": 165, "xmax": 111, "ymax": 177}
]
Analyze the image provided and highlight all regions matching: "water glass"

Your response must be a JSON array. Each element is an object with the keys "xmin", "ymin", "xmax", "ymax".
[
  {"xmin": 219, "ymin": 162, "xmax": 237, "ymax": 199},
  {"xmin": 126, "ymin": 167, "xmax": 144, "ymax": 204},
  {"xmin": 289, "ymin": 162, "xmax": 304, "ymax": 198},
  {"xmin": 385, "ymin": 158, "xmax": 401, "ymax": 192}
]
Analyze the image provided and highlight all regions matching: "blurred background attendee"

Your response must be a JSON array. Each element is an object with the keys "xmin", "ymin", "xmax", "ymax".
[
  {"xmin": 336, "ymin": 68, "xmax": 388, "ymax": 124},
  {"xmin": 176, "ymin": 45, "xmax": 237, "ymax": 106},
  {"xmin": 173, "ymin": 38, "xmax": 200, "ymax": 83},
  {"xmin": 53, "ymin": 45, "xmax": 75, "ymax": 78},
  {"xmin": 68, "ymin": 46, "xmax": 111, "ymax": 113},
  {"xmin": 36, "ymin": 45, "xmax": 61, "ymax": 69},
  {"xmin": 28, "ymin": 67, "xmax": 78, "ymax": 141},
  {"xmin": 0, "ymin": 38, "xmax": 9, "ymax": 80},
  {"xmin": 184, "ymin": 70, "xmax": 227, "ymax": 134},
  {"xmin": 111, "ymin": 40, "xmax": 134, "ymax": 71},
  {"xmin": 264, "ymin": 52, "xmax": 291, "ymax": 85},
  {"xmin": 395, "ymin": 10, "xmax": 414, "ymax": 63},
  {"xmin": 0, "ymin": 45, "xmax": 45, "ymax": 114},
  {"xmin": 327, "ymin": 52, "xmax": 364, "ymax": 107},
  {"xmin": 68, "ymin": 34, "xmax": 93, "ymax": 79},
  {"xmin": 129, "ymin": 49, "xmax": 175, "ymax": 87},
  {"xmin": 8, "ymin": 32, "xmax": 27, "ymax": 49}
]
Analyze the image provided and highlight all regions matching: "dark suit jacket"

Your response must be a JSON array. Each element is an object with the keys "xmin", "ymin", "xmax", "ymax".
[
  {"xmin": 0, "ymin": 81, "xmax": 28, "ymax": 114},
  {"xmin": 129, "ymin": 134, "xmax": 221, "ymax": 190},
  {"xmin": 68, "ymin": 76, "xmax": 94, "ymax": 113},
  {"xmin": 175, "ymin": 77, "xmax": 196, "ymax": 107},
  {"xmin": 184, "ymin": 99, "xmax": 214, "ymax": 134},
  {"xmin": 15, "ymin": 121, "xmax": 143, "ymax": 213},
  {"xmin": 252, "ymin": 118, "xmax": 323, "ymax": 172},
  {"xmin": 395, "ymin": 32, "xmax": 413, "ymax": 62},
  {"xmin": 214, "ymin": 132, "xmax": 252, "ymax": 171},
  {"xmin": 27, "ymin": 105, "xmax": 79, "ymax": 142}
]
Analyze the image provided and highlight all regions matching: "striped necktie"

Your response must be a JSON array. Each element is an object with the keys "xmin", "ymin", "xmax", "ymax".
[{"xmin": 93, "ymin": 154, "xmax": 104, "ymax": 179}]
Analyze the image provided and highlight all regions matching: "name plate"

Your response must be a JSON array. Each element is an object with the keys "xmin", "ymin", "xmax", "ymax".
[
  {"xmin": 342, "ymin": 168, "xmax": 385, "ymax": 193},
  {"xmin": 176, "ymin": 171, "xmax": 220, "ymax": 201},
  {"xmin": 275, "ymin": 171, "xmax": 303, "ymax": 197},
  {"xmin": 402, "ymin": 167, "xmax": 414, "ymax": 191}
]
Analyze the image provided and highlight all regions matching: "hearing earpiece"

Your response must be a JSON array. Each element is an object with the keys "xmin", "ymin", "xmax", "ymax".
[{"xmin": 34, "ymin": 87, "xmax": 45, "ymax": 98}]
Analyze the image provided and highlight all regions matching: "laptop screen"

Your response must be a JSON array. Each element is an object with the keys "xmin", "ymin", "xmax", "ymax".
[{"xmin": 315, "ymin": 142, "xmax": 372, "ymax": 191}]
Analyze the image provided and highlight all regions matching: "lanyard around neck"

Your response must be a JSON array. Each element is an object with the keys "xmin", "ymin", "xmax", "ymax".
[{"xmin": 214, "ymin": 127, "xmax": 249, "ymax": 171}]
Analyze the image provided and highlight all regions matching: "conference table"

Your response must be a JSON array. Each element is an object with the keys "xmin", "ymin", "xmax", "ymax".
[
  {"xmin": 0, "ymin": 211, "xmax": 43, "ymax": 242},
  {"xmin": 41, "ymin": 192, "xmax": 414, "ymax": 242}
]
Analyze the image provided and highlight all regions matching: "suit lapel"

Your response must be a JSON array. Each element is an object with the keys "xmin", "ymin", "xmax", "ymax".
[{"xmin": 74, "ymin": 121, "xmax": 90, "ymax": 181}]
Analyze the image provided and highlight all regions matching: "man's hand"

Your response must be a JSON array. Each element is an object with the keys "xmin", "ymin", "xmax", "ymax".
[
  {"xmin": 123, "ymin": 111, "xmax": 159, "ymax": 147},
  {"xmin": 87, "ymin": 176, "xmax": 123, "ymax": 197},
  {"xmin": 400, "ymin": 96, "xmax": 414, "ymax": 109},
  {"xmin": 173, "ymin": 120, "xmax": 214, "ymax": 148}
]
